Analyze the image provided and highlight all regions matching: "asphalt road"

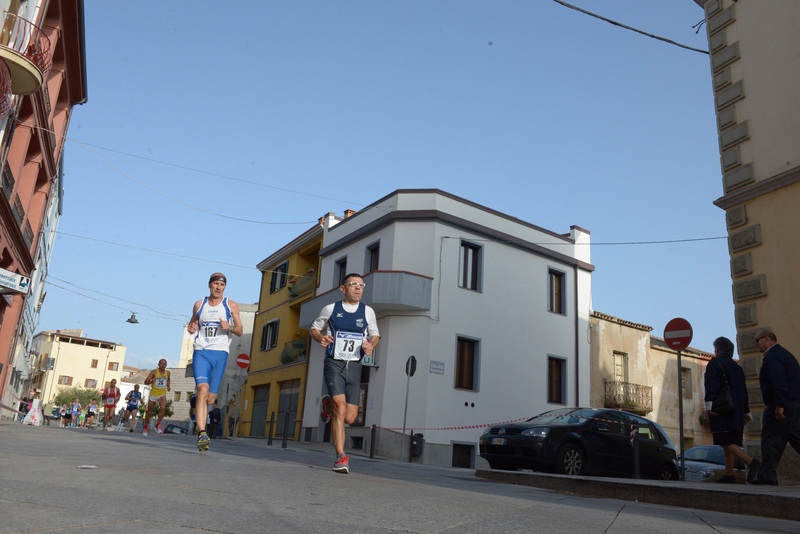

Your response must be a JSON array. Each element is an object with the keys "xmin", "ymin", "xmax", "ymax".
[{"xmin": 1, "ymin": 422, "xmax": 797, "ymax": 533}]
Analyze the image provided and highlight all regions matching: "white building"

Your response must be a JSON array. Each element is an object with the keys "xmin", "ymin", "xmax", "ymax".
[{"xmin": 298, "ymin": 189, "xmax": 593, "ymax": 468}]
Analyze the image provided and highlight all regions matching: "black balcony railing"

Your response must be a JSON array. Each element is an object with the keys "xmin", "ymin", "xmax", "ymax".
[{"xmin": 604, "ymin": 380, "xmax": 653, "ymax": 414}]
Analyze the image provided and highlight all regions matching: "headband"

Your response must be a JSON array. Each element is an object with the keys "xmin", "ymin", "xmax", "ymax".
[{"xmin": 209, "ymin": 275, "xmax": 227, "ymax": 284}]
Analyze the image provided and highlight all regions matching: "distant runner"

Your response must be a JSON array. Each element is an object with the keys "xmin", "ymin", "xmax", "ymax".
[
  {"xmin": 69, "ymin": 398, "xmax": 81, "ymax": 428},
  {"xmin": 102, "ymin": 379, "xmax": 120, "ymax": 429},
  {"xmin": 85, "ymin": 399, "xmax": 98, "ymax": 430},
  {"xmin": 143, "ymin": 359, "xmax": 170, "ymax": 437},
  {"xmin": 123, "ymin": 384, "xmax": 142, "ymax": 432}
]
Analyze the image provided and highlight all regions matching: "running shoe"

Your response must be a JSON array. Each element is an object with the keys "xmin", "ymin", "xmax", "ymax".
[
  {"xmin": 333, "ymin": 455, "xmax": 349, "ymax": 474},
  {"xmin": 129, "ymin": 428, "xmax": 134, "ymax": 433},
  {"xmin": 156, "ymin": 423, "xmax": 163, "ymax": 434},
  {"xmin": 143, "ymin": 425, "xmax": 148, "ymax": 437},
  {"xmin": 320, "ymin": 395, "xmax": 333, "ymax": 424},
  {"xmin": 197, "ymin": 432, "xmax": 210, "ymax": 452}
]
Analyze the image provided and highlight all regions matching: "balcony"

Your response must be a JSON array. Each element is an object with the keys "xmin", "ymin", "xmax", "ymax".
[
  {"xmin": 299, "ymin": 270, "xmax": 433, "ymax": 328},
  {"xmin": 604, "ymin": 380, "xmax": 653, "ymax": 415},
  {"xmin": 287, "ymin": 273, "xmax": 315, "ymax": 299},
  {"xmin": 279, "ymin": 338, "xmax": 308, "ymax": 365},
  {"xmin": 0, "ymin": 10, "xmax": 52, "ymax": 95},
  {"xmin": 0, "ymin": 56, "xmax": 9, "ymax": 117}
]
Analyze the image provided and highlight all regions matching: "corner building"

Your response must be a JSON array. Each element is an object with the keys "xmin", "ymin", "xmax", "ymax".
[{"xmin": 298, "ymin": 189, "xmax": 593, "ymax": 468}]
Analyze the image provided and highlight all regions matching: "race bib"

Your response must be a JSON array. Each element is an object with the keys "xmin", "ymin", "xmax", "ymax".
[
  {"xmin": 333, "ymin": 331, "xmax": 364, "ymax": 361},
  {"xmin": 105, "ymin": 397, "xmax": 115, "ymax": 406},
  {"xmin": 155, "ymin": 377, "xmax": 167, "ymax": 388}
]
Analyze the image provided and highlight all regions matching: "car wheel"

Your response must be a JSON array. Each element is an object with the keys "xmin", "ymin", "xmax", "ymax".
[
  {"xmin": 656, "ymin": 464, "xmax": 677, "ymax": 481},
  {"xmin": 556, "ymin": 443, "xmax": 586, "ymax": 476}
]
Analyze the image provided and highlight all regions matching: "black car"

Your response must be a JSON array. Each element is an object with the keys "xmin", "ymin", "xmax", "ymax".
[{"xmin": 479, "ymin": 407, "xmax": 678, "ymax": 480}]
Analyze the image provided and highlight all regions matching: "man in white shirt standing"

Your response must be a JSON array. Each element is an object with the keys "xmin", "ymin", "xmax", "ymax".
[{"xmin": 311, "ymin": 273, "xmax": 380, "ymax": 474}]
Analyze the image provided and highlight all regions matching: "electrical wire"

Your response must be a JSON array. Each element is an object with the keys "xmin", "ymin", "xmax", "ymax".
[
  {"xmin": 552, "ymin": 0, "xmax": 709, "ymax": 55},
  {"xmin": 71, "ymin": 139, "xmax": 319, "ymax": 225},
  {"xmin": 47, "ymin": 276, "xmax": 186, "ymax": 318},
  {"xmin": 44, "ymin": 281, "xmax": 185, "ymax": 322}
]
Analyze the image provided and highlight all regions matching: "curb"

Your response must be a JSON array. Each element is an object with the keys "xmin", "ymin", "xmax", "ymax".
[{"xmin": 475, "ymin": 469, "xmax": 800, "ymax": 522}]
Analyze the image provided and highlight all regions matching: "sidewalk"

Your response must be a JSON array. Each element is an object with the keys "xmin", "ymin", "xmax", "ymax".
[{"xmin": 475, "ymin": 467, "xmax": 800, "ymax": 522}]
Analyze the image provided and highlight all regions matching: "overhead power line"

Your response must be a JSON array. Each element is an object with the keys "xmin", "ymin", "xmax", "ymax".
[{"xmin": 552, "ymin": 0, "xmax": 709, "ymax": 55}]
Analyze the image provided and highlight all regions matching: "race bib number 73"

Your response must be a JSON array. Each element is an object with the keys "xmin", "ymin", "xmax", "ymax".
[{"xmin": 334, "ymin": 331, "xmax": 364, "ymax": 361}]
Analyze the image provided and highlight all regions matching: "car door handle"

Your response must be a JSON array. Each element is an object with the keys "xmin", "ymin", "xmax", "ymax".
[{"xmin": 654, "ymin": 447, "xmax": 662, "ymax": 451}]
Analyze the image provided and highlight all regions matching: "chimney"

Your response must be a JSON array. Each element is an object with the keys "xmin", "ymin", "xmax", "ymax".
[{"xmin": 344, "ymin": 209, "xmax": 356, "ymax": 218}]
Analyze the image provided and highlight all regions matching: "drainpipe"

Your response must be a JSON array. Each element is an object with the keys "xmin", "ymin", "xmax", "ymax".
[{"xmin": 574, "ymin": 266, "xmax": 579, "ymax": 407}]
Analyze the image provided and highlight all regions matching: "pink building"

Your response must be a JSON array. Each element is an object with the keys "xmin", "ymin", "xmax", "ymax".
[{"xmin": 0, "ymin": 0, "xmax": 87, "ymax": 414}]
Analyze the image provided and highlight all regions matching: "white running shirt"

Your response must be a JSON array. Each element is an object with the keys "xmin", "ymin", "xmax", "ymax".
[{"xmin": 193, "ymin": 297, "xmax": 233, "ymax": 352}]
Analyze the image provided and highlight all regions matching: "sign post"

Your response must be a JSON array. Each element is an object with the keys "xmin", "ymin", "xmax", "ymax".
[
  {"xmin": 233, "ymin": 354, "xmax": 249, "ymax": 438},
  {"xmin": 400, "ymin": 355, "xmax": 416, "ymax": 461},
  {"xmin": 664, "ymin": 317, "xmax": 693, "ymax": 481}
]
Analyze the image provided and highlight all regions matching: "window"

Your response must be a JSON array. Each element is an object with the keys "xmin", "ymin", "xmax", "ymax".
[
  {"xmin": 84, "ymin": 379, "xmax": 98, "ymax": 388},
  {"xmin": 366, "ymin": 242, "xmax": 380, "ymax": 273},
  {"xmin": 548, "ymin": 269, "xmax": 566, "ymax": 314},
  {"xmin": 455, "ymin": 337, "xmax": 479, "ymax": 391},
  {"xmin": 613, "ymin": 351, "xmax": 628, "ymax": 383},
  {"xmin": 335, "ymin": 257, "xmax": 347, "ymax": 286},
  {"xmin": 260, "ymin": 319, "xmax": 279, "ymax": 351},
  {"xmin": 548, "ymin": 357, "xmax": 566, "ymax": 404},
  {"xmin": 458, "ymin": 241, "xmax": 481, "ymax": 291},
  {"xmin": 597, "ymin": 411, "xmax": 627, "ymax": 436},
  {"xmin": 58, "ymin": 375, "xmax": 72, "ymax": 385},
  {"xmin": 91, "ymin": 359, "xmax": 98, "ymax": 369},
  {"xmin": 174, "ymin": 392, "xmax": 182, "ymax": 401},
  {"xmin": 681, "ymin": 368, "xmax": 692, "ymax": 398},
  {"xmin": 108, "ymin": 362, "xmax": 119, "ymax": 371},
  {"xmin": 270, "ymin": 261, "xmax": 288, "ymax": 293},
  {"xmin": 11, "ymin": 195, "xmax": 24, "ymax": 226}
]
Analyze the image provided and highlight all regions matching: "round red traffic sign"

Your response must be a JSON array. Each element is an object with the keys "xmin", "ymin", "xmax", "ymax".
[
  {"xmin": 236, "ymin": 353, "xmax": 250, "ymax": 369},
  {"xmin": 664, "ymin": 318, "xmax": 693, "ymax": 351}
]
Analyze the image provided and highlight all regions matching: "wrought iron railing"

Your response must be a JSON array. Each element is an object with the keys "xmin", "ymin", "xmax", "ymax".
[
  {"xmin": 604, "ymin": 380, "xmax": 653, "ymax": 414},
  {"xmin": 0, "ymin": 58, "xmax": 10, "ymax": 117},
  {"xmin": 0, "ymin": 11, "xmax": 53, "ymax": 79}
]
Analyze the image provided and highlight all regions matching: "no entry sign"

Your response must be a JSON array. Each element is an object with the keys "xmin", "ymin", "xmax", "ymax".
[
  {"xmin": 236, "ymin": 353, "xmax": 250, "ymax": 369},
  {"xmin": 664, "ymin": 318, "xmax": 693, "ymax": 351}
]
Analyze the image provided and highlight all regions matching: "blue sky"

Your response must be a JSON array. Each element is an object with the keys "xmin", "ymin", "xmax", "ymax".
[{"xmin": 40, "ymin": 1, "xmax": 730, "ymax": 370}]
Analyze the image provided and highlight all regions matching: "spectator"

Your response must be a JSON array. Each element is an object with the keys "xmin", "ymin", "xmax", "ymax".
[{"xmin": 209, "ymin": 403, "xmax": 221, "ymax": 439}]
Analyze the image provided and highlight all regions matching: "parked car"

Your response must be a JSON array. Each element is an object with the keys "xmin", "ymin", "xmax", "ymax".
[
  {"xmin": 479, "ymin": 407, "xmax": 678, "ymax": 480},
  {"xmin": 163, "ymin": 424, "xmax": 189, "ymax": 435},
  {"xmin": 680, "ymin": 445, "xmax": 746, "ymax": 483}
]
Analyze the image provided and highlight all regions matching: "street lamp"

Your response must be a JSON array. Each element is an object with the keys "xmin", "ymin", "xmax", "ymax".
[{"xmin": 126, "ymin": 312, "xmax": 139, "ymax": 324}]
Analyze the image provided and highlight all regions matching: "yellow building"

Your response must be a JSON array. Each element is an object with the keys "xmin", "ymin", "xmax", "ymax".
[
  {"xmin": 32, "ymin": 329, "xmax": 126, "ymax": 403},
  {"xmin": 240, "ymin": 222, "xmax": 325, "ymax": 440}
]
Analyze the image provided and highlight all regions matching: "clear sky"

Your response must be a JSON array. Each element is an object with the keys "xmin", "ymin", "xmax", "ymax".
[{"xmin": 39, "ymin": 1, "xmax": 731, "ymax": 370}]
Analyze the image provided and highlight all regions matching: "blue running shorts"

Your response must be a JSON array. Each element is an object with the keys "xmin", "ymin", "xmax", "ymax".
[{"xmin": 192, "ymin": 349, "xmax": 229, "ymax": 394}]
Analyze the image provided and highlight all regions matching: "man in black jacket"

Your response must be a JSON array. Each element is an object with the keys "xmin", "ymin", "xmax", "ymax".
[
  {"xmin": 751, "ymin": 329, "xmax": 800, "ymax": 485},
  {"xmin": 208, "ymin": 403, "xmax": 221, "ymax": 440}
]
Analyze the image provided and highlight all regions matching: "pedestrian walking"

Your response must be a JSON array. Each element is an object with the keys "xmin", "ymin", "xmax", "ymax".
[
  {"xmin": 751, "ymin": 329, "xmax": 800, "ymax": 485},
  {"xmin": 704, "ymin": 336, "xmax": 760, "ymax": 483},
  {"xmin": 208, "ymin": 403, "xmax": 221, "ymax": 439}
]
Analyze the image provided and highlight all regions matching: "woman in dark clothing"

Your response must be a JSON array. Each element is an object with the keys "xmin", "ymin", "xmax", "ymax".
[{"xmin": 704, "ymin": 336, "xmax": 761, "ymax": 483}]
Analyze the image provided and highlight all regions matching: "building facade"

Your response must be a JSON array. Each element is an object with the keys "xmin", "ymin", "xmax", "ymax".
[
  {"xmin": 0, "ymin": 0, "xmax": 87, "ymax": 416},
  {"xmin": 589, "ymin": 311, "xmax": 712, "ymax": 450},
  {"xmin": 297, "ymin": 189, "xmax": 593, "ymax": 468},
  {"xmin": 695, "ymin": 0, "xmax": 800, "ymax": 482},
  {"xmin": 240, "ymin": 224, "xmax": 323, "ymax": 441},
  {"xmin": 31, "ymin": 329, "xmax": 125, "ymax": 404}
]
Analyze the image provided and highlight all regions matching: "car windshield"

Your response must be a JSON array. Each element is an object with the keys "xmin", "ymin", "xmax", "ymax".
[
  {"xmin": 683, "ymin": 446, "xmax": 724, "ymax": 464},
  {"xmin": 526, "ymin": 408, "xmax": 598, "ymax": 425}
]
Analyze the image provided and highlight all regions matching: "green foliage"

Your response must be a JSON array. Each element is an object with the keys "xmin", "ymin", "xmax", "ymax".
[
  {"xmin": 138, "ymin": 399, "xmax": 174, "ymax": 418},
  {"xmin": 53, "ymin": 386, "xmax": 101, "ymax": 409}
]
